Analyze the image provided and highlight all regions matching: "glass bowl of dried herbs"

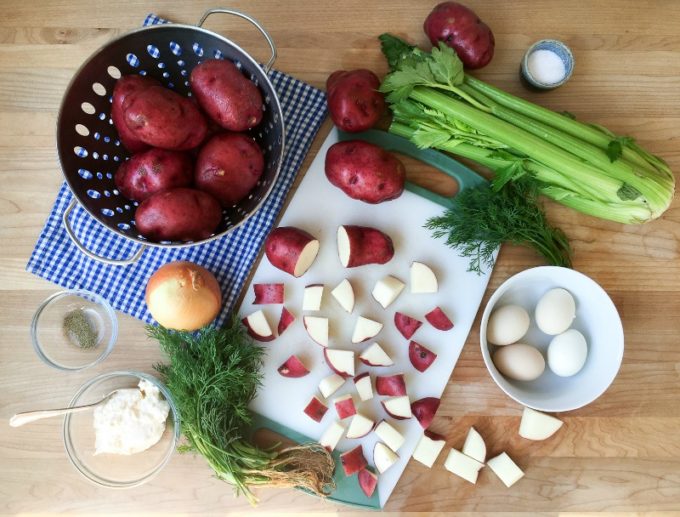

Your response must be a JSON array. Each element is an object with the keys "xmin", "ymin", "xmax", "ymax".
[{"xmin": 31, "ymin": 289, "xmax": 117, "ymax": 370}]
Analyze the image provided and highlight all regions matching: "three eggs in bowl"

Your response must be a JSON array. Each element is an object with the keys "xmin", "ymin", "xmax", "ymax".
[{"xmin": 479, "ymin": 267, "xmax": 624, "ymax": 412}]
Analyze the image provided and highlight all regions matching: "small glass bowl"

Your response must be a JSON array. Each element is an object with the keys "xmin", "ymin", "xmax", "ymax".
[
  {"xmin": 63, "ymin": 370, "xmax": 180, "ymax": 488},
  {"xmin": 521, "ymin": 39, "xmax": 574, "ymax": 90},
  {"xmin": 31, "ymin": 289, "xmax": 117, "ymax": 371}
]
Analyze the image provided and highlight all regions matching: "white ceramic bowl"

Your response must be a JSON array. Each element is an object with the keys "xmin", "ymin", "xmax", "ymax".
[{"xmin": 480, "ymin": 266, "xmax": 624, "ymax": 412}]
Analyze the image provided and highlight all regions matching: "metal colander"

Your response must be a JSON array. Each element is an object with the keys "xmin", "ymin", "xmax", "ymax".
[{"xmin": 57, "ymin": 9, "xmax": 284, "ymax": 265}]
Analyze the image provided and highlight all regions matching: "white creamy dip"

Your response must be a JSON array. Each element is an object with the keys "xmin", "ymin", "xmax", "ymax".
[{"xmin": 93, "ymin": 379, "xmax": 170, "ymax": 455}]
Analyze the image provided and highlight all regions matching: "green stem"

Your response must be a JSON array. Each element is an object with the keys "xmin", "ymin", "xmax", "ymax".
[
  {"xmin": 458, "ymin": 84, "xmax": 674, "ymax": 202},
  {"xmin": 464, "ymin": 75, "xmax": 670, "ymax": 177}
]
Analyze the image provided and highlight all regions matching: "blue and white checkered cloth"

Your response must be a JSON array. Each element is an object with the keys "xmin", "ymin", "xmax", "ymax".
[{"xmin": 26, "ymin": 14, "xmax": 328, "ymax": 326}]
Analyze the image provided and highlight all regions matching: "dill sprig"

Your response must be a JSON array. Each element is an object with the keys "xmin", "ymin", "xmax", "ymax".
[
  {"xmin": 426, "ymin": 179, "xmax": 572, "ymax": 274},
  {"xmin": 149, "ymin": 321, "xmax": 335, "ymax": 505}
]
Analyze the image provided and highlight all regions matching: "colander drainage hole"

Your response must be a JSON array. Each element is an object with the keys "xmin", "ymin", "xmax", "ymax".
[
  {"xmin": 92, "ymin": 82, "xmax": 106, "ymax": 96},
  {"xmin": 74, "ymin": 146, "xmax": 88, "ymax": 158},
  {"xmin": 101, "ymin": 208, "xmax": 114, "ymax": 217},
  {"xmin": 87, "ymin": 189, "xmax": 101, "ymax": 199},
  {"xmin": 192, "ymin": 42, "xmax": 204, "ymax": 57},
  {"xmin": 117, "ymin": 222, "xmax": 130, "ymax": 230},
  {"xmin": 126, "ymin": 53, "xmax": 140, "ymax": 68},
  {"xmin": 78, "ymin": 168, "xmax": 92, "ymax": 180},
  {"xmin": 107, "ymin": 65, "xmax": 121, "ymax": 79},
  {"xmin": 81, "ymin": 102, "xmax": 95, "ymax": 115},
  {"xmin": 147, "ymin": 45, "xmax": 160, "ymax": 59},
  {"xmin": 213, "ymin": 49, "xmax": 223, "ymax": 59},
  {"xmin": 75, "ymin": 124, "xmax": 89, "ymax": 136},
  {"xmin": 169, "ymin": 41, "xmax": 182, "ymax": 56}
]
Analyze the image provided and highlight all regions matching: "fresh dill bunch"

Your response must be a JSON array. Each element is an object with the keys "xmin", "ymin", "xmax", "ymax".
[
  {"xmin": 149, "ymin": 320, "xmax": 334, "ymax": 505},
  {"xmin": 426, "ymin": 179, "xmax": 572, "ymax": 274}
]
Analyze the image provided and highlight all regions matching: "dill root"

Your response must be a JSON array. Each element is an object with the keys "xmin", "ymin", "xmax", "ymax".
[{"xmin": 149, "ymin": 322, "xmax": 335, "ymax": 505}]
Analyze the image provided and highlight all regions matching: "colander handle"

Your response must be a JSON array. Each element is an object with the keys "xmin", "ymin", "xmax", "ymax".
[
  {"xmin": 62, "ymin": 199, "xmax": 146, "ymax": 266},
  {"xmin": 197, "ymin": 8, "xmax": 277, "ymax": 73}
]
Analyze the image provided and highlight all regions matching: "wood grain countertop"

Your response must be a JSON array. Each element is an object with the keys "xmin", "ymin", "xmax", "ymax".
[{"xmin": 1, "ymin": 0, "xmax": 679, "ymax": 513}]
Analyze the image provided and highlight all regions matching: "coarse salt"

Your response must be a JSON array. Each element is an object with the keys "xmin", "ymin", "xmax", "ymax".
[{"xmin": 527, "ymin": 49, "xmax": 566, "ymax": 85}]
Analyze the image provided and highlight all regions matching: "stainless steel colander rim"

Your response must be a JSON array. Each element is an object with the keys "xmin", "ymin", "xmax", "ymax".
[{"xmin": 56, "ymin": 22, "xmax": 286, "ymax": 249}]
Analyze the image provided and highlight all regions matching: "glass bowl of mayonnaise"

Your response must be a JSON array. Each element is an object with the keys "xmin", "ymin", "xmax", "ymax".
[{"xmin": 63, "ymin": 370, "xmax": 180, "ymax": 488}]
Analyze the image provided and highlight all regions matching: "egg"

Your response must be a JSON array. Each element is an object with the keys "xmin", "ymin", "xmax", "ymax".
[
  {"xmin": 535, "ymin": 288, "xmax": 576, "ymax": 335},
  {"xmin": 547, "ymin": 329, "xmax": 588, "ymax": 377},
  {"xmin": 492, "ymin": 343, "xmax": 546, "ymax": 381},
  {"xmin": 486, "ymin": 304, "xmax": 530, "ymax": 345}
]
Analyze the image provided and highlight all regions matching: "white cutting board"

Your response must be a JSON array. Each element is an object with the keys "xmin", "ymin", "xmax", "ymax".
[{"xmin": 241, "ymin": 128, "xmax": 493, "ymax": 507}]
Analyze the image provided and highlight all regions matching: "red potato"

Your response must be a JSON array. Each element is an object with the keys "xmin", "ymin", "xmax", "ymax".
[
  {"xmin": 195, "ymin": 133, "xmax": 264, "ymax": 206},
  {"xmin": 304, "ymin": 396, "xmax": 328, "ymax": 423},
  {"xmin": 423, "ymin": 2, "xmax": 495, "ymax": 69},
  {"xmin": 241, "ymin": 309, "xmax": 275, "ymax": 342},
  {"xmin": 265, "ymin": 227, "xmax": 320, "ymax": 277},
  {"xmin": 326, "ymin": 69, "xmax": 386, "ymax": 133},
  {"xmin": 334, "ymin": 394, "xmax": 357, "ymax": 420},
  {"xmin": 426, "ymin": 306, "xmax": 454, "ymax": 330},
  {"xmin": 340, "ymin": 445, "xmax": 368, "ymax": 476},
  {"xmin": 122, "ymin": 84, "xmax": 208, "ymax": 150},
  {"xmin": 376, "ymin": 374, "xmax": 407, "ymax": 397},
  {"xmin": 277, "ymin": 306, "xmax": 295, "ymax": 335},
  {"xmin": 135, "ymin": 188, "xmax": 221, "ymax": 242},
  {"xmin": 394, "ymin": 312, "xmax": 423, "ymax": 339},
  {"xmin": 114, "ymin": 148, "xmax": 193, "ymax": 202},
  {"xmin": 337, "ymin": 225, "xmax": 394, "ymax": 268},
  {"xmin": 111, "ymin": 75, "xmax": 156, "ymax": 153},
  {"xmin": 409, "ymin": 341, "xmax": 437, "ymax": 372},
  {"xmin": 411, "ymin": 397, "xmax": 441, "ymax": 429},
  {"xmin": 325, "ymin": 140, "xmax": 405, "ymax": 204},
  {"xmin": 358, "ymin": 468, "xmax": 378, "ymax": 498},
  {"xmin": 190, "ymin": 59, "xmax": 264, "ymax": 131},
  {"xmin": 253, "ymin": 283, "xmax": 284, "ymax": 305},
  {"xmin": 277, "ymin": 355, "xmax": 309, "ymax": 378}
]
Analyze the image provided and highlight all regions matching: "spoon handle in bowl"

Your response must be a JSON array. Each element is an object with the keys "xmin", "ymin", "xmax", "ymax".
[{"xmin": 9, "ymin": 403, "xmax": 98, "ymax": 427}]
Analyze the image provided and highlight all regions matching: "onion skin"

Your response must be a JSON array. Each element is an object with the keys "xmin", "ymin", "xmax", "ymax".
[{"xmin": 146, "ymin": 261, "xmax": 222, "ymax": 331}]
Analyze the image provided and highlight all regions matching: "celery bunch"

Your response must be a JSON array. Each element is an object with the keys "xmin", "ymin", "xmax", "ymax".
[{"xmin": 379, "ymin": 34, "xmax": 674, "ymax": 224}]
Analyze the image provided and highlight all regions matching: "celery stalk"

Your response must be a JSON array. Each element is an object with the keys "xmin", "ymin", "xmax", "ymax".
[
  {"xmin": 463, "ymin": 75, "xmax": 671, "ymax": 178},
  {"xmin": 409, "ymin": 87, "xmax": 625, "ymax": 201}
]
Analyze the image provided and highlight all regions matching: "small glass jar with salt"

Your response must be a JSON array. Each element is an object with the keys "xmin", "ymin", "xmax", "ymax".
[{"xmin": 521, "ymin": 39, "xmax": 574, "ymax": 90}]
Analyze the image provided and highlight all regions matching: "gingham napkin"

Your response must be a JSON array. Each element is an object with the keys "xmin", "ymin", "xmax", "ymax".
[{"xmin": 26, "ymin": 14, "xmax": 328, "ymax": 326}]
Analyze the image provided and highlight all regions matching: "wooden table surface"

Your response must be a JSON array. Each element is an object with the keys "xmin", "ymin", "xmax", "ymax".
[{"xmin": 2, "ymin": 0, "xmax": 679, "ymax": 514}]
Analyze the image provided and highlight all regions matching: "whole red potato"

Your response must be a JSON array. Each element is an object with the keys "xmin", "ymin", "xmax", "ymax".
[
  {"xmin": 122, "ymin": 85, "xmax": 208, "ymax": 150},
  {"xmin": 114, "ymin": 148, "xmax": 193, "ymax": 202},
  {"xmin": 423, "ymin": 2, "xmax": 495, "ymax": 69},
  {"xmin": 195, "ymin": 133, "xmax": 265, "ymax": 206},
  {"xmin": 135, "ymin": 188, "xmax": 222, "ymax": 242},
  {"xmin": 111, "ymin": 75, "xmax": 156, "ymax": 153},
  {"xmin": 326, "ymin": 69, "xmax": 386, "ymax": 133},
  {"xmin": 325, "ymin": 140, "xmax": 405, "ymax": 204},
  {"xmin": 190, "ymin": 59, "xmax": 264, "ymax": 131}
]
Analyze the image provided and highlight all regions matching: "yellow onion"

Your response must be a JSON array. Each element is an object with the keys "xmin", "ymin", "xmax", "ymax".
[{"xmin": 146, "ymin": 261, "xmax": 221, "ymax": 331}]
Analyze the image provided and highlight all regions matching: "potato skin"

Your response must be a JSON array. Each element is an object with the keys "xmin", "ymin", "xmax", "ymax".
[
  {"xmin": 341, "ymin": 225, "xmax": 394, "ymax": 267},
  {"xmin": 135, "ymin": 188, "xmax": 222, "ymax": 242},
  {"xmin": 325, "ymin": 140, "xmax": 405, "ymax": 204},
  {"xmin": 190, "ymin": 59, "xmax": 264, "ymax": 131},
  {"xmin": 326, "ymin": 69, "xmax": 385, "ymax": 133},
  {"xmin": 265, "ymin": 227, "xmax": 317, "ymax": 276},
  {"xmin": 423, "ymin": 1, "xmax": 495, "ymax": 69},
  {"xmin": 111, "ymin": 75, "xmax": 156, "ymax": 153},
  {"xmin": 195, "ymin": 133, "xmax": 265, "ymax": 206},
  {"xmin": 122, "ymin": 85, "xmax": 208, "ymax": 150},
  {"xmin": 114, "ymin": 148, "xmax": 193, "ymax": 202}
]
